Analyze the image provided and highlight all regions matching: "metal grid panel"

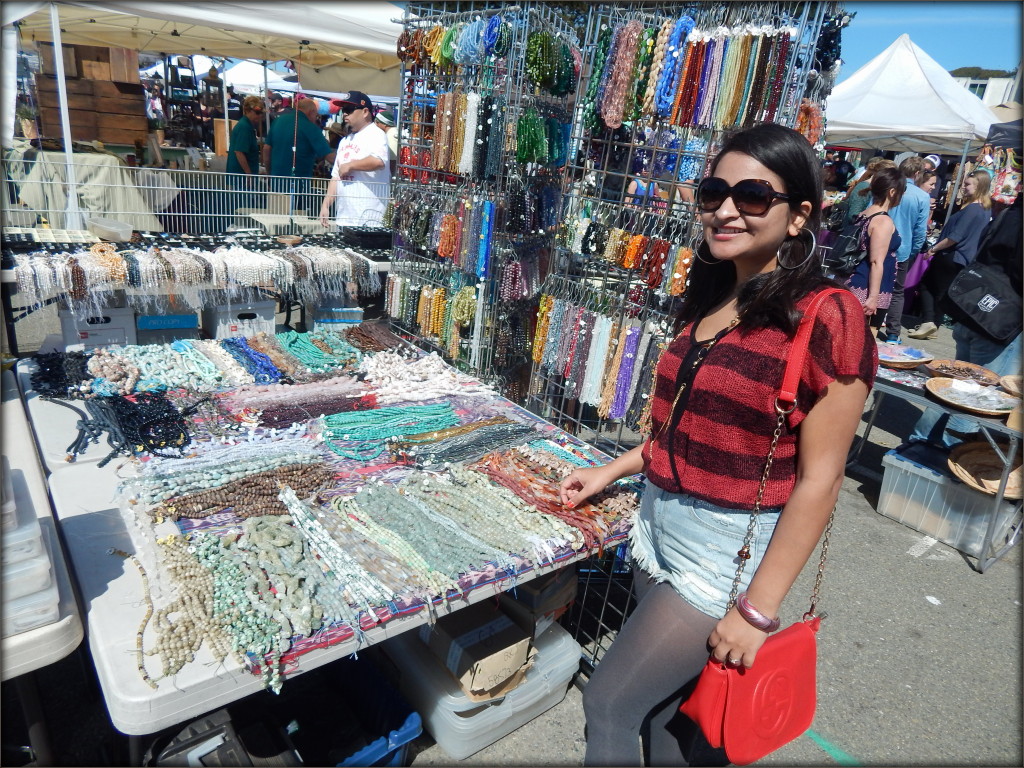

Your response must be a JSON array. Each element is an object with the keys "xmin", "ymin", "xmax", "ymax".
[
  {"xmin": 386, "ymin": 1, "xmax": 581, "ymax": 400},
  {"xmin": 525, "ymin": 1, "xmax": 834, "ymax": 669}
]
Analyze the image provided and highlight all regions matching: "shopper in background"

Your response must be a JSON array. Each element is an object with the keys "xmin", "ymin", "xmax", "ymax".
[
  {"xmin": 374, "ymin": 109, "xmax": 400, "ymax": 171},
  {"xmin": 226, "ymin": 95, "xmax": 264, "ymax": 176},
  {"xmin": 560, "ymin": 123, "xmax": 876, "ymax": 767},
  {"xmin": 910, "ymin": 194, "xmax": 1021, "ymax": 445},
  {"xmin": 319, "ymin": 90, "xmax": 390, "ymax": 227},
  {"xmin": 908, "ymin": 171, "xmax": 992, "ymax": 339},
  {"xmin": 263, "ymin": 96, "xmax": 335, "ymax": 207},
  {"xmin": 845, "ymin": 157, "xmax": 895, "ymax": 224},
  {"xmin": 844, "ymin": 167, "xmax": 905, "ymax": 318},
  {"xmin": 880, "ymin": 156, "xmax": 930, "ymax": 342}
]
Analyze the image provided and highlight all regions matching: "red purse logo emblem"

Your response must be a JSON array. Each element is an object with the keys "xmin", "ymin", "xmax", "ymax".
[{"xmin": 751, "ymin": 669, "xmax": 795, "ymax": 737}]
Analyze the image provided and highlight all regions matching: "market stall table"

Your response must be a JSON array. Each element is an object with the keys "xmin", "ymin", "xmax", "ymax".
[
  {"xmin": 26, "ymin": 350, "xmax": 631, "ymax": 761},
  {"xmin": 2, "ymin": 370, "xmax": 85, "ymax": 764},
  {"xmin": 849, "ymin": 367, "xmax": 1022, "ymax": 572}
]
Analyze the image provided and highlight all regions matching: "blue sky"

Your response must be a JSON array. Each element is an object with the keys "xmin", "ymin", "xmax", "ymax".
[{"xmin": 837, "ymin": 2, "xmax": 1021, "ymax": 83}]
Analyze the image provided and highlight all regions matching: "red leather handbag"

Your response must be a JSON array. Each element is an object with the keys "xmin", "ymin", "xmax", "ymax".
[{"xmin": 679, "ymin": 288, "xmax": 843, "ymax": 766}]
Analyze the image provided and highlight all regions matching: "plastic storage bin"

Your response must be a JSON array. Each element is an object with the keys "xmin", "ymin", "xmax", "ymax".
[
  {"xmin": 1, "ymin": 577, "xmax": 59, "ymax": 638},
  {"xmin": 2, "ymin": 456, "xmax": 15, "ymax": 532},
  {"xmin": 879, "ymin": 442, "xmax": 1019, "ymax": 558},
  {"xmin": 201, "ymin": 300, "xmax": 276, "ymax": 339},
  {"xmin": 384, "ymin": 621, "xmax": 581, "ymax": 760},
  {"xmin": 2, "ymin": 550, "xmax": 53, "ymax": 601},
  {"xmin": 137, "ymin": 313, "xmax": 199, "ymax": 331},
  {"xmin": 86, "ymin": 216, "xmax": 133, "ymax": 241},
  {"xmin": 206, "ymin": 654, "xmax": 422, "ymax": 767},
  {"xmin": 310, "ymin": 305, "xmax": 365, "ymax": 332},
  {"xmin": 2, "ymin": 498, "xmax": 44, "ymax": 565},
  {"xmin": 59, "ymin": 307, "xmax": 137, "ymax": 350}
]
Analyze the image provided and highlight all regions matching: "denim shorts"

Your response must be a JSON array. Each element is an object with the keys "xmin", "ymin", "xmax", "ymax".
[{"xmin": 628, "ymin": 480, "xmax": 782, "ymax": 619}]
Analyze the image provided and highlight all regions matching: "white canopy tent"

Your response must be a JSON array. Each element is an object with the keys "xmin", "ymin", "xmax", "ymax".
[
  {"xmin": 223, "ymin": 60, "xmax": 291, "ymax": 93},
  {"xmin": 825, "ymin": 34, "xmax": 996, "ymax": 154},
  {"xmin": 8, "ymin": 2, "xmax": 403, "ymax": 97}
]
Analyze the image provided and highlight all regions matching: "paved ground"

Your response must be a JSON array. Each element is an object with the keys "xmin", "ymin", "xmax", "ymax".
[{"xmin": 2, "ymin": 313, "xmax": 1021, "ymax": 766}]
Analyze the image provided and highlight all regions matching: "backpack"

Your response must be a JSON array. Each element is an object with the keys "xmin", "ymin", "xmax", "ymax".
[{"xmin": 822, "ymin": 211, "xmax": 885, "ymax": 276}]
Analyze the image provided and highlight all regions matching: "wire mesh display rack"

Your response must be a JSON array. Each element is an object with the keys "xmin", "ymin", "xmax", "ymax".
[
  {"xmin": 525, "ymin": 1, "xmax": 834, "ymax": 677},
  {"xmin": 385, "ymin": 1, "xmax": 582, "ymax": 402}
]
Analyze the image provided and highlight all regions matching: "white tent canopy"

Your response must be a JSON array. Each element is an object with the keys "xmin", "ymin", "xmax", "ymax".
[
  {"xmin": 8, "ymin": 1, "xmax": 403, "ymax": 94},
  {"xmin": 825, "ymin": 34, "xmax": 996, "ymax": 154},
  {"xmin": 223, "ymin": 60, "xmax": 291, "ymax": 93}
]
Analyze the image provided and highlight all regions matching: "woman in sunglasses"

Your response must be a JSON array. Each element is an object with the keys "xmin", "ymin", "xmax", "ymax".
[{"xmin": 560, "ymin": 123, "xmax": 877, "ymax": 766}]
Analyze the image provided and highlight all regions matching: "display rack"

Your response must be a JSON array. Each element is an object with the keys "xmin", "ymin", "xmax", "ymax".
[
  {"xmin": 385, "ymin": 1, "xmax": 583, "ymax": 403},
  {"xmin": 524, "ymin": 1, "xmax": 834, "ymax": 461}
]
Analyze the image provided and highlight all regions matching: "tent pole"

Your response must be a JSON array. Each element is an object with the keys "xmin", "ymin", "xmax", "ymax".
[
  {"xmin": 48, "ymin": 2, "xmax": 83, "ymax": 229},
  {"xmin": 263, "ymin": 59, "xmax": 270, "ymax": 137},
  {"xmin": 943, "ymin": 137, "xmax": 972, "ymax": 224},
  {"xmin": 221, "ymin": 57, "xmax": 230, "ymax": 160}
]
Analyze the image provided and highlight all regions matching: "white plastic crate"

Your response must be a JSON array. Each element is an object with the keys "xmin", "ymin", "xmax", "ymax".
[
  {"xmin": 86, "ymin": 216, "xmax": 133, "ymax": 242},
  {"xmin": 2, "ymin": 577, "xmax": 60, "ymax": 638},
  {"xmin": 879, "ymin": 443, "xmax": 1019, "ymax": 558},
  {"xmin": 385, "ymin": 621, "xmax": 581, "ymax": 760},
  {"xmin": 1, "ymin": 456, "xmax": 15, "ymax": 533},
  {"xmin": 309, "ymin": 304, "xmax": 364, "ymax": 333},
  {"xmin": 1, "ymin": 497, "xmax": 44, "ymax": 566},
  {"xmin": 59, "ymin": 307, "xmax": 137, "ymax": 350},
  {"xmin": 2, "ymin": 550, "xmax": 53, "ymax": 602},
  {"xmin": 201, "ymin": 300, "xmax": 276, "ymax": 339}
]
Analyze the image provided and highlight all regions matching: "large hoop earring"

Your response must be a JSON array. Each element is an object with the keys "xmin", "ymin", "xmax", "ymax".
[
  {"xmin": 695, "ymin": 240, "xmax": 723, "ymax": 266},
  {"xmin": 777, "ymin": 228, "xmax": 816, "ymax": 270}
]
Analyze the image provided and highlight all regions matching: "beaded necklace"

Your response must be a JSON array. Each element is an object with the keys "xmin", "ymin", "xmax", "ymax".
[
  {"xmin": 599, "ymin": 20, "xmax": 643, "ymax": 129},
  {"xmin": 610, "ymin": 323, "xmax": 643, "ymax": 420},
  {"xmin": 655, "ymin": 15, "xmax": 696, "ymax": 117},
  {"xmin": 579, "ymin": 314, "xmax": 614, "ymax": 407},
  {"xmin": 581, "ymin": 25, "xmax": 614, "ymax": 132}
]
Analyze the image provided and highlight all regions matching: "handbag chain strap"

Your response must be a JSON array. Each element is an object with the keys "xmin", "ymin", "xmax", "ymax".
[{"xmin": 726, "ymin": 288, "xmax": 844, "ymax": 618}]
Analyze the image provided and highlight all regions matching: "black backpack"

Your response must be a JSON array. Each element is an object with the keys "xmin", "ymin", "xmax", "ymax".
[{"xmin": 822, "ymin": 211, "xmax": 885, "ymax": 276}]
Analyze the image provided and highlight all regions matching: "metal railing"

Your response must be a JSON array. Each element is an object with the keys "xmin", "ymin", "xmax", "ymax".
[{"xmin": 2, "ymin": 151, "xmax": 392, "ymax": 236}]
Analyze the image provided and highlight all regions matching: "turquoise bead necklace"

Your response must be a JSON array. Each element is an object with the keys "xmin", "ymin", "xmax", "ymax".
[{"xmin": 321, "ymin": 402, "xmax": 459, "ymax": 461}]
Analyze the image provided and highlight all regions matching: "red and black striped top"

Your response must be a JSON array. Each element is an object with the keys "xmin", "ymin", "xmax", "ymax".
[{"xmin": 642, "ymin": 289, "xmax": 878, "ymax": 509}]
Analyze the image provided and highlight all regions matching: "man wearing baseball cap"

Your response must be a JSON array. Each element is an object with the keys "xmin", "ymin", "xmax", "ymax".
[{"xmin": 319, "ymin": 91, "xmax": 390, "ymax": 227}]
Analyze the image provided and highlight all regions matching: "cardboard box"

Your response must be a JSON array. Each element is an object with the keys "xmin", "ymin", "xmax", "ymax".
[
  {"xmin": 418, "ymin": 600, "xmax": 533, "ymax": 696},
  {"xmin": 499, "ymin": 566, "xmax": 578, "ymax": 638}
]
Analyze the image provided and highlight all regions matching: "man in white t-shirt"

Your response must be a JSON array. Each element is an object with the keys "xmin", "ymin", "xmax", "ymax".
[{"xmin": 319, "ymin": 90, "xmax": 390, "ymax": 227}]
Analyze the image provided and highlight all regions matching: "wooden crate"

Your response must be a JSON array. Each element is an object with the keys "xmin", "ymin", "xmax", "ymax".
[
  {"xmin": 213, "ymin": 118, "xmax": 237, "ymax": 157},
  {"xmin": 109, "ymin": 48, "xmax": 139, "ymax": 83},
  {"xmin": 81, "ymin": 60, "xmax": 112, "ymax": 80},
  {"xmin": 38, "ymin": 43, "xmax": 78, "ymax": 78}
]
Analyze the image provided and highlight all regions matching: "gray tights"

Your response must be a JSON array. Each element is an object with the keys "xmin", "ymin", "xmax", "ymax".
[{"xmin": 582, "ymin": 574, "xmax": 720, "ymax": 766}]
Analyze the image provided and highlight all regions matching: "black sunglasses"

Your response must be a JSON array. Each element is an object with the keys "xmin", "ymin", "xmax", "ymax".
[{"xmin": 696, "ymin": 177, "xmax": 791, "ymax": 216}]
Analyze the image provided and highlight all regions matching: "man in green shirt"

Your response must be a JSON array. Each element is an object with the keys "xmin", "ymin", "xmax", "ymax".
[
  {"xmin": 225, "ymin": 95, "xmax": 265, "ymax": 216},
  {"xmin": 227, "ymin": 95, "xmax": 264, "ymax": 175},
  {"xmin": 263, "ymin": 97, "xmax": 335, "ymax": 212}
]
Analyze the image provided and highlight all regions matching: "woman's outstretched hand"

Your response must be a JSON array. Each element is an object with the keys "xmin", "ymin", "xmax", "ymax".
[{"xmin": 559, "ymin": 465, "xmax": 614, "ymax": 508}]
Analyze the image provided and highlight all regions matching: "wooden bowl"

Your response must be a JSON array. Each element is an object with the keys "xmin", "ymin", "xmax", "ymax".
[
  {"xmin": 948, "ymin": 441, "xmax": 1023, "ymax": 499},
  {"xmin": 1000, "ymin": 375, "xmax": 1023, "ymax": 397},
  {"xmin": 924, "ymin": 377, "xmax": 1019, "ymax": 417},
  {"xmin": 276, "ymin": 235, "xmax": 303, "ymax": 246},
  {"xmin": 923, "ymin": 359, "xmax": 1000, "ymax": 386},
  {"xmin": 877, "ymin": 342, "xmax": 932, "ymax": 369}
]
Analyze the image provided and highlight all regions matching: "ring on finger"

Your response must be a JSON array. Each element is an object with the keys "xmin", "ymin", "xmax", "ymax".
[{"xmin": 727, "ymin": 657, "xmax": 741, "ymax": 665}]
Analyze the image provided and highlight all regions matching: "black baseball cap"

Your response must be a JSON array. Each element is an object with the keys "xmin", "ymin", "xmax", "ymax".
[{"xmin": 339, "ymin": 90, "xmax": 374, "ymax": 112}]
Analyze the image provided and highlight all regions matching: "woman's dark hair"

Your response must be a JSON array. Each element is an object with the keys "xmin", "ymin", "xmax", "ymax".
[
  {"xmin": 679, "ymin": 123, "xmax": 837, "ymax": 335},
  {"xmin": 870, "ymin": 166, "xmax": 906, "ymax": 207}
]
